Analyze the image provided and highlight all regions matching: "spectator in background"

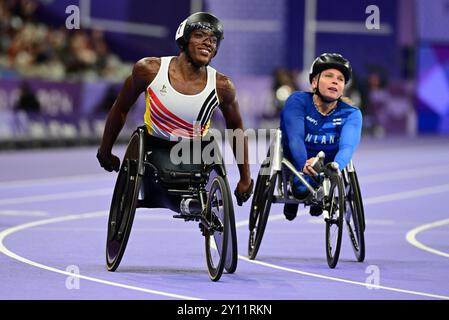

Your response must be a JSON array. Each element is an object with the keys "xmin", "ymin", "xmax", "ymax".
[
  {"xmin": 15, "ymin": 81, "xmax": 40, "ymax": 113},
  {"xmin": 259, "ymin": 67, "xmax": 298, "ymax": 129},
  {"xmin": 272, "ymin": 67, "xmax": 298, "ymax": 114},
  {"xmin": 94, "ymin": 84, "xmax": 119, "ymax": 114},
  {"xmin": 0, "ymin": 0, "xmax": 130, "ymax": 81},
  {"xmin": 364, "ymin": 69, "xmax": 389, "ymax": 137}
]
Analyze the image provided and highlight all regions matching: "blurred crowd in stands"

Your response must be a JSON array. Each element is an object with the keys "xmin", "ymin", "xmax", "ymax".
[
  {"xmin": 0, "ymin": 0, "xmax": 131, "ymax": 81},
  {"xmin": 0, "ymin": 0, "xmax": 416, "ymax": 139}
]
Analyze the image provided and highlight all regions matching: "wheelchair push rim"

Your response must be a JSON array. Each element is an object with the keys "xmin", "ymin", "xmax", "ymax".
[
  {"xmin": 325, "ymin": 174, "xmax": 344, "ymax": 269},
  {"xmin": 204, "ymin": 176, "xmax": 230, "ymax": 281},
  {"xmin": 106, "ymin": 134, "xmax": 141, "ymax": 271}
]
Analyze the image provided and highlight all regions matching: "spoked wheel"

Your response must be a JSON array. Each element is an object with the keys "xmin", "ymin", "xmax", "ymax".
[
  {"xmin": 343, "ymin": 170, "xmax": 365, "ymax": 262},
  {"xmin": 204, "ymin": 176, "xmax": 231, "ymax": 281},
  {"xmin": 106, "ymin": 133, "xmax": 142, "ymax": 271},
  {"xmin": 324, "ymin": 174, "xmax": 345, "ymax": 268},
  {"xmin": 248, "ymin": 172, "xmax": 277, "ymax": 260}
]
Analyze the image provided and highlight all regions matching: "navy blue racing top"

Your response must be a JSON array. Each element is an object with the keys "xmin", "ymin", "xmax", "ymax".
[{"xmin": 280, "ymin": 91, "xmax": 362, "ymax": 170}]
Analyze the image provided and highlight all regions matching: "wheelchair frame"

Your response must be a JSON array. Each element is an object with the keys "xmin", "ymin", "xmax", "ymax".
[
  {"xmin": 105, "ymin": 126, "xmax": 238, "ymax": 281},
  {"xmin": 248, "ymin": 129, "xmax": 365, "ymax": 268}
]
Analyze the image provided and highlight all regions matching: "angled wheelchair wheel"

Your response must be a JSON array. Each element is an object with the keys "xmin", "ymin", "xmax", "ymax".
[
  {"xmin": 344, "ymin": 170, "xmax": 365, "ymax": 262},
  {"xmin": 222, "ymin": 177, "xmax": 238, "ymax": 275},
  {"xmin": 353, "ymin": 171, "xmax": 366, "ymax": 232},
  {"xmin": 248, "ymin": 171, "xmax": 277, "ymax": 260},
  {"xmin": 325, "ymin": 173, "xmax": 345, "ymax": 268},
  {"xmin": 204, "ymin": 175, "xmax": 231, "ymax": 281},
  {"xmin": 106, "ymin": 132, "xmax": 142, "ymax": 271}
]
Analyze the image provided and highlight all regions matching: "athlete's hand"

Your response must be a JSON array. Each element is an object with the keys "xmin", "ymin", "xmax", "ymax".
[
  {"xmin": 96, "ymin": 149, "xmax": 120, "ymax": 172},
  {"xmin": 234, "ymin": 177, "xmax": 254, "ymax": 206},
  {"xmin": 324, "ymin": 162, "xmax": 340, "ymax": 177},
  {"xmin": 303, "ymin": 157, "xmax": 319, "ymax": 176}
]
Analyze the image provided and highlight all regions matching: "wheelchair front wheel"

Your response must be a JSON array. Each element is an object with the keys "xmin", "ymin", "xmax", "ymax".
[
  {"xmin": 325, "ymin": 174, "xmax": 345, "ymax": 268},
  {"xmin": 106, "ymin": 133, "xmax": 142, "ymax": 271},
  {"xmin": 204, "ymin": 176, "xmax": 232, "ymax": 281},
  {"xmin": 248, "ymin": 172, "xmax": 277, "ymax": 260}
]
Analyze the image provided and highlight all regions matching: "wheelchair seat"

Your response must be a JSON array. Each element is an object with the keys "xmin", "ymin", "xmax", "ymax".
[{"xmin": 137, "ymin": 127, "xmax": 226, "ymax": 211}]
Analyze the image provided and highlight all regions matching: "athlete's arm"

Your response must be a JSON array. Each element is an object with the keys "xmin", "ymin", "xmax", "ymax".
[
  {"xmin": 281, "ymin": 93, "xmax": 308, "ymax": 171},
  {"xmin": 216, "ymin": 73, "xmax": 253, "ymax": 199},
  {"xmin": 334, "ymin": 109, "xmax": 363, "ymax": 170},
  {"xmin": 97, "ymin": 58, "xmax": 158, "ymax": 172}
]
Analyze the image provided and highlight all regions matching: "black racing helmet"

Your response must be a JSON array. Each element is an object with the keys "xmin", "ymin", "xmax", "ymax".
[
  {"xmin": 175, "ymin": 12, "xmax": 224, "ymax": 55},
  {"xmin": 309, "ymin": 53, "xmax": 352, "ymax": 84}
]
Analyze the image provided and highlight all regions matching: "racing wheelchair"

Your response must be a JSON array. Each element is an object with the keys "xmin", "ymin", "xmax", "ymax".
[
  {"xmin": 105, "ymin": 126, "xmax": 237, "ymax": 281},
  {"xmin": 248, "ymin": 129, "xmax": 365, "ymax": 268}
]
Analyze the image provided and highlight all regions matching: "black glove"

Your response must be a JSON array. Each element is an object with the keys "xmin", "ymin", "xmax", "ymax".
[
  {"xmin": 234, "ymin": 179, "xmax": 254, "ymax": 206},
  {"xmin": 324, "ymin": 162, "xmax": 340, "ymax": 177},
  {"xmin": 96, "ymin": 149, "xmax": 120, "ymax": 172}
]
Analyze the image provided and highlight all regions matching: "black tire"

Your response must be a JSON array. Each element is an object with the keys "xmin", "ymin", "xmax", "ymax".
[
  {"xmin": 222, "ymin": 177, "xmax": 238, "ymax": 274},
  {"xmin": 325, "ymin": 174, "xmax": 345, "ymax": 269},
  {"xmin": 205, "ymin": 176, "xmax": 230, "ymax": 281},
  {"xmin": 248, "ymin": 172, "xmax": 277, "ymax": 260},
  {"xmin": 106, "ymin": 133, "xmax": 142, "ymax": 271},
  {"xmin": 344, "ymin": 170, "xmax": 365, "ymax": 262},
  {"xmin": 353, "ymin": 171, "xmax": 366, "ymax": 232}
]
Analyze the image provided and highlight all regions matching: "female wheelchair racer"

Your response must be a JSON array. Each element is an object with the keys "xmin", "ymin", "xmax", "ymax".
[
  {"xmin": 247, "ymin": 53, "xmax": 365, "ymax": 268},
  {"xmin": 247, "ymin": 129, "xmax": 365, "ymax": 268}
]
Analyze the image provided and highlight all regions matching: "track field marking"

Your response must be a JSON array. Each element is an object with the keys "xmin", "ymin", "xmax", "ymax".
[
  {"xmin": 0, "ymin": 211, "xmax": 201, "ymax": 300},
  {"xmin": 406, "ymin": 218, "xmax": 449, "ymax": 259}
]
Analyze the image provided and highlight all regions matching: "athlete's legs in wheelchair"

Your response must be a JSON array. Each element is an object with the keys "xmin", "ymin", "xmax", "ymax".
[{"xmin": 282, "ymin": 154, "xmax": 326, "ymax": 220}]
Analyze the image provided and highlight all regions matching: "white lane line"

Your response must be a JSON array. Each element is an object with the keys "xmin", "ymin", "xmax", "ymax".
[
  {"xmin": 406, "ymin": 218, "xmax": 449, "ymax": 259},
  {"xmin": 236, "ymin": 185, "xmax": 449, "ymax": 300},
  {"xmin": 0, "ymin": 211, "xmax": 201, "ymax": 301},
  {"xmin": 364, "ymin": 184, "xmax": 449, "ymax": 205},
  {"xmin": 237, "ymin": 211, "xmax": 449, "ymax": 300},
  {"xmin": 1, "ymin": 161, "xmax": 449, "ymax": 199},
  {"xmin": 1, "ymin": 180, "xmax": 449, "ymax": 299},
  {"xmin": 361, "ymin": 164, "xmax": 449, "ymax": 184},
  {"xmin": 0, "ymin": 189, "xmax": 111, "ymax": 205},
  {"xmin": 3, "ymin": 176, "xmax": 449, "ymax": 208},
  {"xmin": 0, "ymin": 210, "xmax": 48, "ymax": 216},
  {"xmin": 238, "ymin": 255, "xmax": 449, "ymax": 300},
  {"xmin": 0, "ymin": 173, "xmax": 113, "ymax": 189}
]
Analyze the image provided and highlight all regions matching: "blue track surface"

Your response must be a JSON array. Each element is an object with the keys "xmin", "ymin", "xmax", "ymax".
[{"xmin": 1, "ymin": 136, "xmax": 449, "ymax": 300}]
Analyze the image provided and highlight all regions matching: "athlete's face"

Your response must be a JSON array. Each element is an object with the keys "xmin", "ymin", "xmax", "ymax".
[
  {"xmin": 187, "ymin": 29, "xmax": 218, "ymax": 65},
  {"xmin": 312, "ymin": 68, "xmax": 345, "ymax": 100}
]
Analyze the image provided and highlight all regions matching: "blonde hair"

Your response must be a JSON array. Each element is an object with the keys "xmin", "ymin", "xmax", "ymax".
[{"xmin": 340, "ymin": 96, "xmax": 354, "ymax": 105}]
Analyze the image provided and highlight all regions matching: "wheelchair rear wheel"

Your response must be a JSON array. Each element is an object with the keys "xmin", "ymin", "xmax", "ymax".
[
  {"xmin": 222, "ymin": 177, "xmax": 238, "ymax": 274},
  {"xmin": 344, "ymin": 170, "xmax": 365, "ymax": 262},
  {"xmin": 248, "ymin": 172, "xmax": 277, "ymax": 260},
  {"xmin": 106, "ymin": 133, "xmax": 142, "ymax": 271},
  {"xmin": 205, "ymin": 175, "xmax": 232, "ymax": 281},
  {"xmin": 325, "ymin": 174, "xmax": 345, "ymax": 268}
]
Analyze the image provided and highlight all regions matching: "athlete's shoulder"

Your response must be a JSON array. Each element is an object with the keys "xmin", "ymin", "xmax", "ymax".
[
  {"xmin": 133, "ymin": 57, "xmax": 161, "ymax": 77},
  {"xmin": 339, "ymin": 96, "xmax": 360, "ymax": 111},
  {"xmin": 338, "ymin": 97, "xmax": 362, "ymax": 123},
  {"xmin": 216, "ymin": 71, "xmax": 236, "ymax": 104},
  {"xmin": 216, "ymin": 71, "xmax": 234, "ymax": 89},
  {"xmin": 285, "ymin": 91, "xmax": 313, "ymax": 108}
]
